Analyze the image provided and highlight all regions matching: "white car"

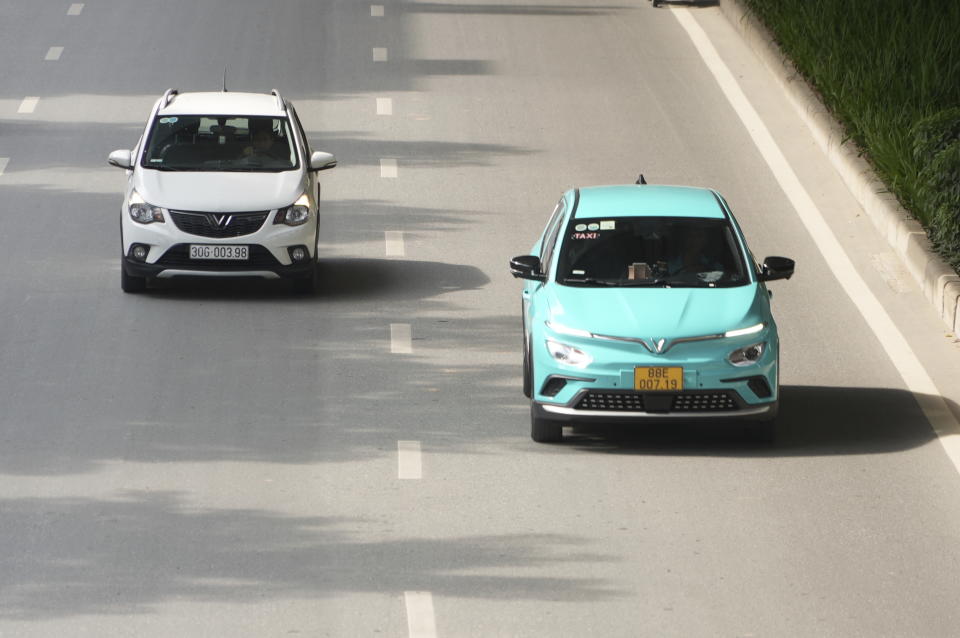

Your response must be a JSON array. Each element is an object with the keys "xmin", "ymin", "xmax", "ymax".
[{"xmin": 108, "ymin": 89, "xmax": 337, "ymax": 293}]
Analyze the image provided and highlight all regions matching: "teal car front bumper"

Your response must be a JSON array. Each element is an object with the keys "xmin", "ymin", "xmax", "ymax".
[{"xmin": 530, "ymin": 324, "xmax": 779, "ymax": 423}]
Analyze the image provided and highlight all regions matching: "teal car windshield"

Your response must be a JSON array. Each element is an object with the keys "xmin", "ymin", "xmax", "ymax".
[{"xmin": 556, "ymin": 217, "xmax": 749, "ymax": 288}]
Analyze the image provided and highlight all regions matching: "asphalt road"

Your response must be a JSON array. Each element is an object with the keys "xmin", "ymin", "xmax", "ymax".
[{"xmin": 2, "ymin": 0, "xmax": 960, "ymax": 636}]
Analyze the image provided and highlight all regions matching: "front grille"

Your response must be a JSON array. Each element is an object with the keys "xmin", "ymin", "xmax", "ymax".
[
  {"xmin": 577, "ymin": 392, "xmax": 646, "ymax": 411},
  {"xmin": 575, "ymin": 390, "xmax": 740, "ymax": 412},
  {"xmin": 671, "ymin": 392, "xmax": 738, "ymax": 411},
  {"xmin": 156, "ymin": 244, "xmax": 280, "ymax": 270},
  {"xmin": 170, "ymin": 210, "xmax": 270, "ymax": 238}
]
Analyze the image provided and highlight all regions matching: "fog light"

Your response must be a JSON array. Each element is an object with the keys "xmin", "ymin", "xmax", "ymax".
[
  {"xmin": 290, "ymin": 246, "xmax": 307, "ymax": 262},
  {"xmin": 129, "ymin": 244, "xmax": 149, "ymax": 261}
]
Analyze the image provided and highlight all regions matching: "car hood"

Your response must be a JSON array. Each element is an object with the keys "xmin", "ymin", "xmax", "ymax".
[
  {"xmin": 544, "ymin": 283, "xmax": 766, "ymax": 339},
  {"xmin": 134, "ymin": 169, "xmax": 307, "ymax": 212}
]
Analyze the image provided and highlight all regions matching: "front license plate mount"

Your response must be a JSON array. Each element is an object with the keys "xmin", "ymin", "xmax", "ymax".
[{"xmin": 634, "ymin": 366, "xmax": 684, "ymax": 391}]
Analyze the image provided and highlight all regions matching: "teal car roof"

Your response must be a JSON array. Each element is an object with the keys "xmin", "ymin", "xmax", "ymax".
[{"xmin": 573, "ymin": 185, "xmax": 726, "ymax": 220}]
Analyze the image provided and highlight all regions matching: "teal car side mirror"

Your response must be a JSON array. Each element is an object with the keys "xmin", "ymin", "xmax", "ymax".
[
  {"xmin": 510, "ymin": 255, "xmax": 546, "ymax": 282},
  {"xmin": 759, "ymin": 256, "xmax": 795, "ymax": 282}
]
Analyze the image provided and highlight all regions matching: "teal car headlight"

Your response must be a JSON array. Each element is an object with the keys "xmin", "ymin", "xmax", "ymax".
[
  {"xmin": 545, "ymin": 339, "xmax": 593, "ymax": 368},
  {"xmin": 728, "ymin": 341, "xmax": 766, "ymax": 366}
]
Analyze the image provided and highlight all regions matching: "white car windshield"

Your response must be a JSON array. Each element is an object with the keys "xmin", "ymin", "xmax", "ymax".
[
  {"xmin": 142, "ymin": 115, "xmax": 297, "ymax": 172},
  {"xmin": 556, "ymin": 217, "xmax": 749, "ymax": 287}
]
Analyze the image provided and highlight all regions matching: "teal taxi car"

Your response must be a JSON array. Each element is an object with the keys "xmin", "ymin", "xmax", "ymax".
[{"xmin": 510, "ymin": 181, "xmax": 794, "ymax": 443}]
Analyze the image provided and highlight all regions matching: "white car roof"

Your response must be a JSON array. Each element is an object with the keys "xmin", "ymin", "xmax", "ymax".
[{"xmin": 158, "ymin": 91, "xmax": 286, "ymax": 117}]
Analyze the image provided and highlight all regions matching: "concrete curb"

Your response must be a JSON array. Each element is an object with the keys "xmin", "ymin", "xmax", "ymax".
[{"xmin": 717, "ymin": 0, "xmax": 960, "ymax": 333}]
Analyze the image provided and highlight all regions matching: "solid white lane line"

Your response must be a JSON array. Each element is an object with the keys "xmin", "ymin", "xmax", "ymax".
[
  {"xmin": 377, "ymin": 97, "xmax": 393, "ymax": 115},
  {"xmin": 17, "ymin": 97, "xmax": 39, "ymax": 114},
  {"xmin": 397, "ymin": 441, "xmax": 422, "ymax": 480},
  {"xmin": 0, "ymin": 158, "xmax": 9, "ymax": 177},
  {"xmin": 386, "ymin": 231, "xmax": 405, "ymax": 257},
  {"xmin": 67, "ymin": 3, "xmax": 84, "ymax": 15},
  {"xmin": 674, "ymin": 9, "xmax": 960, "ymax": 470},
  {"xmin": 371, "ymin": 4, "xmax": 384, "ymax": 16},
  {"xmin": 380, "ymin": 158, "xmax": 398, "ymax": 178},
  {"xmin": 45, "ymin": 46, "xmax": 64, "ymax": 61},
  {"xmin": 373, "ymin": 47, "xmax": 388, "ymax": 62},
  {"xmin": 404, "ymin": 591, "xmax": 438, "ymax": 638},
  {"xmin": 391, "ymin": 323, "xmax": 412, "ymax": 354}
]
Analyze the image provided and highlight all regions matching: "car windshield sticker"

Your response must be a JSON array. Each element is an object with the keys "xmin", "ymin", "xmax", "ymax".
[
  {"xmin": 587, "ymin": 223, "xmax": 599, "ymax": 231},
  {"xmin": 574, "ymin": 224, "xmax": 586, "ymax": 231},
  {"xmin": 600, "ymin": 220, "xmax": 615, "ymax": 230},
  {"xmin": 158, "ymin": 117, "xmax": 177, "ymax": 124},
  {"xmin": 572, "ymin": 269, "xmax": 586, "ymax": 275},
  {"xmin": 149, "ymin": 158, "xmax": 163, "ymax": 163},
  {"xmin": 571, "ymin": 231, "xmax": 600, "ymax": 240}
]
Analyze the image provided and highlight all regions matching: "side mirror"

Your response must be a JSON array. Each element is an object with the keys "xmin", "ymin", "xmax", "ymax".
[
  {"xmin": 509, "ymin": 255, "xmax": 545, "ymax": 282},
  {"xmin": 758, "ymin": 256, "xmax": 795, "ymax": 282},
  {"xmin": 108, "ymin": 149, "xmax": 134, "ymax": 169},
  {"xmin": 309, "ymin": 151, "xmax": 337, "ymax": 171}
]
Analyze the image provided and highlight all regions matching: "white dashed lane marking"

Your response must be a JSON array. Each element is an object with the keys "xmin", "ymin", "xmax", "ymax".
[
  {"xmin": 385, "ymin": 231, "xmax": 405, "ymax": 257},
  {"xmin": 397, "ymin": 441, "xmax": 422, "ymax": 480},
  {"xmin": 45, "ymin": 46, "xmax": 64, "ymax": 61},
  {"xmin": 17, "ymin": 97, "xmax": 39, "ymax": 114},
  {"xmin": 404, "ymin": 591, "xmax": 438, "ymax": 638},
  {"xmin": 0, "ymin": 158, "xmax": 9, "ymax": 177},
  {"xmin": 390, "ymin": 323, "xmax": 412, "ymax": 354},
  {"xmin": 373, "ymin": 47, "xmax": 388, "ymax": 62},
  {"xmin": 67, "ymin": 3, "xmax": 83, "ymax": 15},
  {"xmin": 380, "ymin": 158, "xmax": 398, "ymax": 178},
  {"xmin": 377, "ymin": 97, "xmax": 393, "ymax": 115},
  {"xmin": 371, "ymin": 4, "xmax": 384, "ymax": 16}
]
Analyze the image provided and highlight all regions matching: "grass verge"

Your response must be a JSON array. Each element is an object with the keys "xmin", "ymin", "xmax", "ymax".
[{"xmin": 742, "ymin": 0, "xmax": 960, "ymax": 271}]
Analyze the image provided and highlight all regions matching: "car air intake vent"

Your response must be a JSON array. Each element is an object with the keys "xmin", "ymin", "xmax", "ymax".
[
  {"xmin": 574, "ymin": 390, "xmax": 740, "ymax": 412},
  {"xmin": 671, "ymin": 392, "xmax": 738, "ymax": 411},
  {"xmin": 170, "ymin": 210, "xmax": 270, "ymax": 238},
  {"xmin": 156, "ymin": 244, "xmax": 280, "ymax": 270},
  {"xmin": 576, "ymin": 392, "xmax": 646, "ymax": 411}
]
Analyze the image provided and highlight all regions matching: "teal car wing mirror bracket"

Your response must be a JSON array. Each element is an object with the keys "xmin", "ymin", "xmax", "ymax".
[{"xmin": 510, "ymin": 255, "xmax": 546, "ymax": 282}]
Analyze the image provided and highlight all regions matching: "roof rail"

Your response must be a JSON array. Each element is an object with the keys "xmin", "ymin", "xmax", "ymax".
[
  {"xmin": 270, "ymin": 89, "xmax": 286, "ymax": 113},
  {"xmin": 161, "ymin": 88, "xmax": 179, "ymax": 108}
]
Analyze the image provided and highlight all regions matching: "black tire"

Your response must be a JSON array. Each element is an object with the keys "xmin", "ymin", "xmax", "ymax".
[
  {"xmin": 121, "ymin": 265, "xmax": 147, "ymax": 293},
  {"xmin": 292, "ymin": 263, "xmax": 317, "ymax": 294},
  {"xmin": 522, "ymin": 334, "xmax": 532, "ymax": 399},
  {"xmin": 531, "ymin": 404, "xmax": 563, "ymax": 443}
]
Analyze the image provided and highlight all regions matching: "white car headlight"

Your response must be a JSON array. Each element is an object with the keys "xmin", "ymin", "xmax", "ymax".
[
  {"xmin": 128, "ymin": 191, "xmax": 164, "ymax": 224},
  {"xmin": 546, "ymin": 339, "xmax": 593, "ymax": 368},
  {"xmin": 275, "ymin": 193, "xmax": 312, "ymax": 226},
  {"xmin": 728, "ymin": 341, "xmax": 765, "ymax": 366}
]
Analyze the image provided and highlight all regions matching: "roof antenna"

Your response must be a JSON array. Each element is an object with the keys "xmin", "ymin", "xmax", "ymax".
[
  {"xmin": 222, "ymin": 66, "xmax": 228, "ymax": 92},
  {"xmin": 636, "ymin": 174, "xmax": 647, "ymax": 185}
]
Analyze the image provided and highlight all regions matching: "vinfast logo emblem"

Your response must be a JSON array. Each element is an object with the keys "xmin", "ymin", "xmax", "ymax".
[
  {"xmin": 207, "ymin": 214, "xmax": 232, "ymax": 228},
  {"xmin": 639, "ymin": 338, "xmax": 668, "ymax": 355}
]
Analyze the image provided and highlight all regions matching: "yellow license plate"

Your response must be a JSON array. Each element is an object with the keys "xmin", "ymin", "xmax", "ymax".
[{"xmin": 634, "ymin": 367, "xmax": 684, "ymax": 391}]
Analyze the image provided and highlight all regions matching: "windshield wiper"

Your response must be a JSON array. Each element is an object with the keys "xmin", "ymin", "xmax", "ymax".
[{"xmin": 560, "ymin": 277, "xmax": 619, "ymax": 286}]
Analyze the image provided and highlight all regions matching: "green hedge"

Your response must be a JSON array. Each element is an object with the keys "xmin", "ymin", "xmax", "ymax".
[{"xmin": 742, "ymin": 0, "xmax": 960, "ymax": 271}]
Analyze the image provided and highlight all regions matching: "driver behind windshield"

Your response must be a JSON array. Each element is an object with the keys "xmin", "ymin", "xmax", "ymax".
[{"xmin": 557, "ymin": 218, "xmax": 745, "ymax": 287}]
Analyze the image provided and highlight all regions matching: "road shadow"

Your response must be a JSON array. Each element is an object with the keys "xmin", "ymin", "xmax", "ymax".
[
  {"xmin": 137, "ymin": 258, "xmax": 488, "ymax": 302},
  {"xmin": 561, "ymin": 385, "xmax": 947, "ymax": 456},
  {"xmin": 0, "ymin": 491, "xmax": 622, "ymax": 620}
]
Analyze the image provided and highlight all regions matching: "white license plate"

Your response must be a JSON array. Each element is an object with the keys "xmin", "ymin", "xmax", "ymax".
[{"xmin": 189, "ymin": 245, "xmax": 248, "ymax": 260}]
